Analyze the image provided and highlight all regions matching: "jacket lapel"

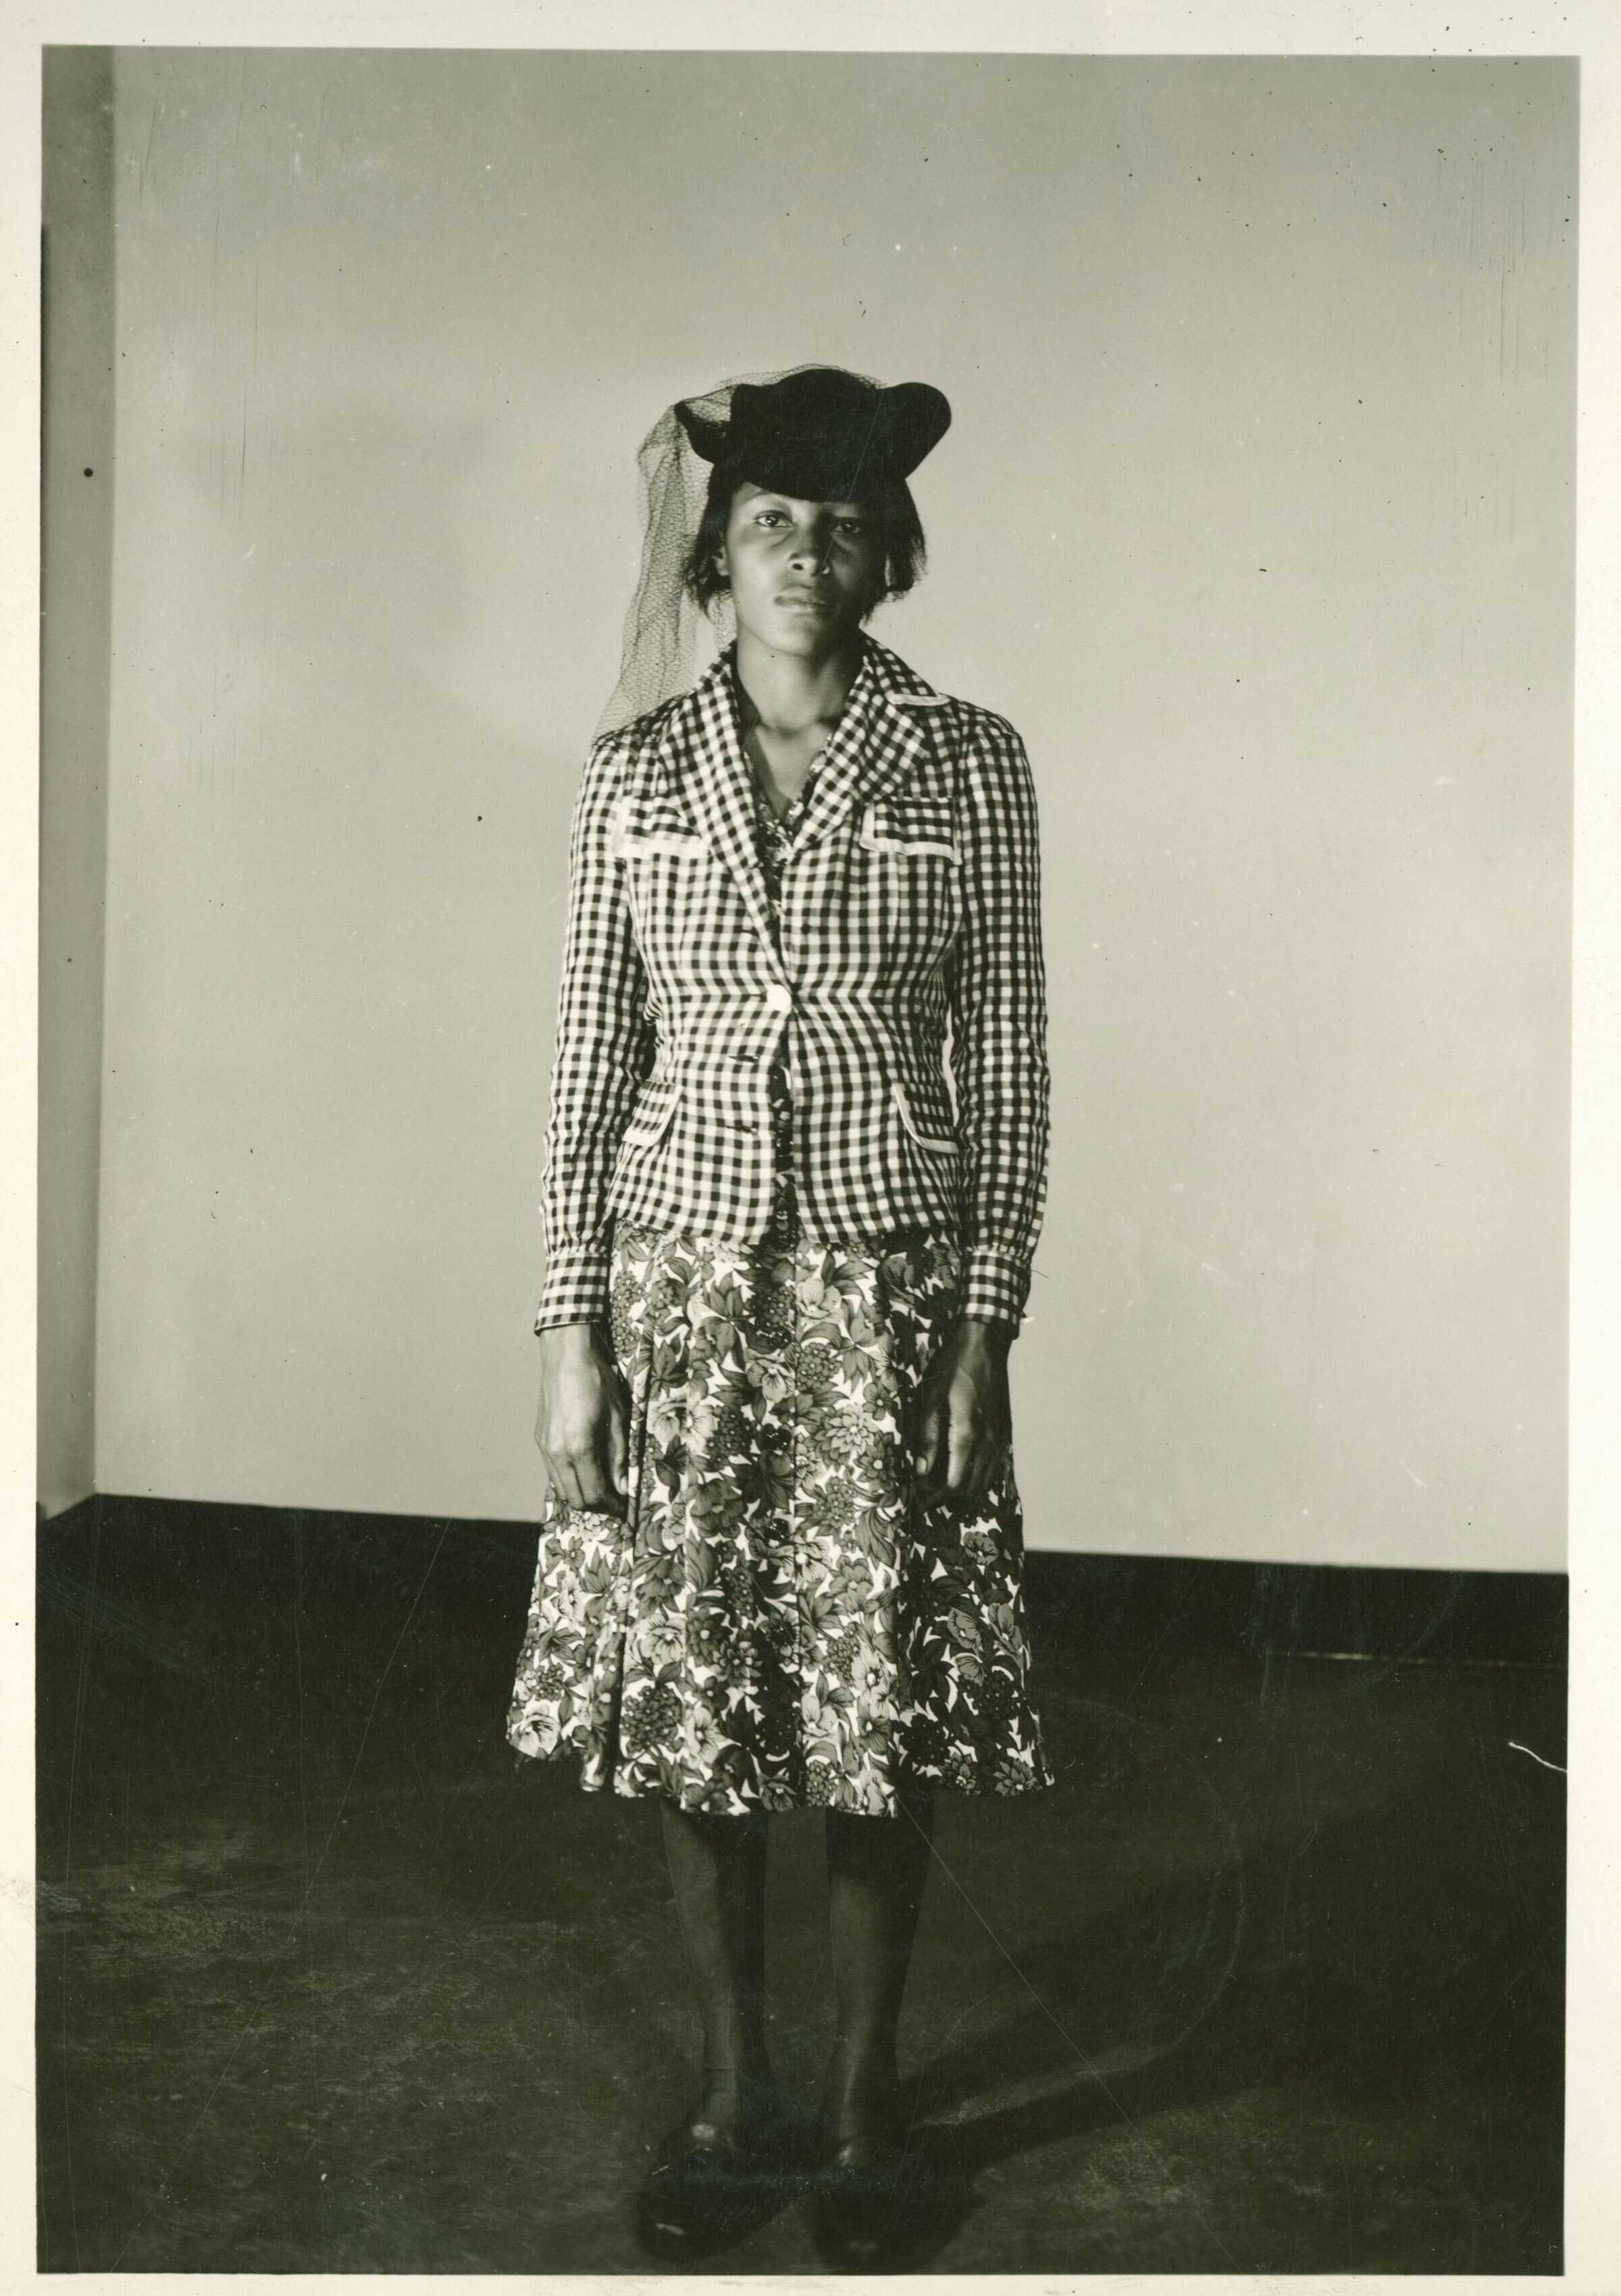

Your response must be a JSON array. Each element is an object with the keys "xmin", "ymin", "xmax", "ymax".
[
  {"xmin": 792, "ymin": 639, "xmax": 956, "ymax": 850},
  {"xmin": 654, "ymin": 656, "xmax": 786, "ymax": 975}
]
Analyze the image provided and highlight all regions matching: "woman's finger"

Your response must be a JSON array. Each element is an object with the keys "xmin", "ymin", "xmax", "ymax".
[
  {"xmin": 945, "ymin": 1400, "xmax": 977, "ymax": 1507},
  {"xmin": 607, "ymin": 1389, "xmax": 630, "ymax": 1514},
  {"xmin": 588, "ymin": 1410, "xmax": 625, "ymax": 1518},
  {"xmin": 580, "ymin": 1442, "xmax": 619, "ymax": 1514},
  {"xmin": 566, "ymin": 1448, "xmax": 609, "ymax": 1512},
  {"xmin": 958, "ymin": 1431, "xmax": 1001, "ymax": 1519},
  {"xmin": 947, "ymin": 1398, "xmax": 1010, "ymax": 1518},
  {"xmin": 912, "ymin": 1377, "xmax": 947, "ymax": 1492},
  {"xmin": 541, "ymin": 1442, "xmax": 582, "ymax": 1507}
]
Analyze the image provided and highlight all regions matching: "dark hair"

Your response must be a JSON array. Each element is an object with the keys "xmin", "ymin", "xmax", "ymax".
[{"xmin": 679, "ymin": 456, "xmax": 927, "ymax": 617}]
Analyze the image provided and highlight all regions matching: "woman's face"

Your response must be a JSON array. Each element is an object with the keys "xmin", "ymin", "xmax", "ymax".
[{"xmin": 717, "ymin": 481, "xmax": 883, "ymax": 657}]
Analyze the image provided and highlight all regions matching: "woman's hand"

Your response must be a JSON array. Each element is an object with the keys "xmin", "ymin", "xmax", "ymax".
[
  {"xmin": 911, "ymin": 1317, "xmax": 1014, "ymax": 1527},
  {"xmin": 534, "ymin": 1322, "xmax": 630, "ymax": 1516}
]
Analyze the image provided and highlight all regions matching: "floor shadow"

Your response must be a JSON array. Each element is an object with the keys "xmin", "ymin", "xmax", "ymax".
[{"xmin": 874, "ymin": 1722, "xmax": 1566, "ymax": 2272}]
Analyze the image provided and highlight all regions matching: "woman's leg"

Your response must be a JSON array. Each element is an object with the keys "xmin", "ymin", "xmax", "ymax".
[
  {"xmin": 821, "ymin": 1793, "xmax": 935, "ymax": 2152},
  {"xmin": 659, "ymin": 1801, "xmax": 771, "ymax": 2129}
]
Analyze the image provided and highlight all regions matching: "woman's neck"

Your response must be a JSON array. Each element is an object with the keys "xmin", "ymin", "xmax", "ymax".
[{"xmin": 733, "ymin": 630, "xmax": 865, "ymax": 736}]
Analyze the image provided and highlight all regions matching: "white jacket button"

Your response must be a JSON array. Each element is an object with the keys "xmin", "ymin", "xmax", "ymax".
[{"xmin": 763, "ymin": 982, "xmax": 792, "ymax": 1013}]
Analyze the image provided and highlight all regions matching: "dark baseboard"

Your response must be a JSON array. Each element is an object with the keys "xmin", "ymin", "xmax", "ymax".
[
  {"xmin": 1023, "ymin": 1548, "xmax": 1566, "ymax": 1671},
  {"xmin": 38, "ymin": 1493, "xmax": 1567, "ymax": 1677}
]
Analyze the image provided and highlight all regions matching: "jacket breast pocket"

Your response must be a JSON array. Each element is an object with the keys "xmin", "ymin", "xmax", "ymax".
[
  {"xmin": 856, "ymin": 800, "xmax": 963, "ymax": 971},
  {"xmin": 611, "ymin": 800, "xmax": 714, "ymax": 970},
  {"xmin": 858, "ymin": 798, "xmax": 958, "ymax": 861},
  {"xmin": 611, "ymin": 798, "xmax": 709, "ymax": 862}
]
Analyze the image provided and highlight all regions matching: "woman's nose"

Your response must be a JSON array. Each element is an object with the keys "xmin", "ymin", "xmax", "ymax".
[{"xmin": 788, "ymin": 526, "xmax": 833, "ymax": 572}]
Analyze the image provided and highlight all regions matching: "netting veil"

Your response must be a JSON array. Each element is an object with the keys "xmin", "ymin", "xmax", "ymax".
[{"xmin": 594, "ymin": 363, "xmax": 946, "ymax": 738}]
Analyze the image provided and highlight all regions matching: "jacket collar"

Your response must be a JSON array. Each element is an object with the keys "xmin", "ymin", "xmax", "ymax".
[{"xmin": 652, "ymin": 636, "xmax": 956, "ymax": 968}]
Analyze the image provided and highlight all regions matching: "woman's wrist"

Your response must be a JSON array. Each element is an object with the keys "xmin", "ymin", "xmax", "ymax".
[{"xmin": 536, "ymin": 1319, "xmax": 609, "ymax": 1355}]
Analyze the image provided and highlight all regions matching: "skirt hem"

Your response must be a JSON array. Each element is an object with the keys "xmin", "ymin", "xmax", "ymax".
[{"xmin": 507, "ymin": 1732, "xmax": 1057, "ymax": 1816}]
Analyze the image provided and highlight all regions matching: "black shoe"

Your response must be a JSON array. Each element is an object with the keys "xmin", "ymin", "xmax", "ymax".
[
  {"xmin": 633, "ymin": 2092, "xmax": 798, "ymax": 2261},
  {"xmin": 808, "ymin": 2122, "xmax": 942, "ymax": 2272}
]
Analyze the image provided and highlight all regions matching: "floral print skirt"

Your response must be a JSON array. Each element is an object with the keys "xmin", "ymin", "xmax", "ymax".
[{"xmin": 507, "ymin": 1217, "xmax": 1052, "ymax": 1816}]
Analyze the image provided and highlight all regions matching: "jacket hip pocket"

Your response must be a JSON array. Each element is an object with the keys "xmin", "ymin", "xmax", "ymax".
[
  {"xmin": 892, "ymin": 1079, "xmax": 958, "ymax": 1156},
  {"xmin": 618, "ymin": 1081, "xmax": 679, "ymax": 1154}
]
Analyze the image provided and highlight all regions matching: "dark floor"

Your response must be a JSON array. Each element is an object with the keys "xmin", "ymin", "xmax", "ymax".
[{"xmin": 38, "ymin": 1500, "xmax": 1566, "ymax": 2273}]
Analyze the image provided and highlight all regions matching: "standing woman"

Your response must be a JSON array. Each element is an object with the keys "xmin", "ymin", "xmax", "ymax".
[{"xmin": 507, "ymin": 366, "xmax": 1052, "ymax": 2266}]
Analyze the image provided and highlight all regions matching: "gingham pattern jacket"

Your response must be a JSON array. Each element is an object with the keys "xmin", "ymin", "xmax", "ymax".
[{"xmin": 533, "ymin": 636, "xmax": 1050, "ymax": 1333}]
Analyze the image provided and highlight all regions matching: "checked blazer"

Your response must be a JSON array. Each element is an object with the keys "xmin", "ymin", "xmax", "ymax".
[{"xmin": 534, "ymin": 635, "xmax": 1050, "ymax": 1334}]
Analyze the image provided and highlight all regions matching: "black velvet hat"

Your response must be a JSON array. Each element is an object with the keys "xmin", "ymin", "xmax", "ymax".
[{"xmin": 675, "ymin": 366, "xmax": 951, "ymax": 504}]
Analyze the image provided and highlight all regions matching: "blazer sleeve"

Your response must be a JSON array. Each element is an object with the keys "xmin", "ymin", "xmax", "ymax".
[
  {"xmin": 532, "ymin": 730, "xmax": 658, "ymax": 1332},
  {"xmin": 944, "ymin": 711, "xmax": 1052, "ymax": 1330}
]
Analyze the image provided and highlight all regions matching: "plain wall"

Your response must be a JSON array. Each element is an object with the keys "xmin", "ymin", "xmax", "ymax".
[
  {"xmin": 74, "ymin": 50, "xmax": 1572, "ymax": 1566},
  {"xmin": 38, "ymin": 48, "xmax": 115, "ymax": 1519}
]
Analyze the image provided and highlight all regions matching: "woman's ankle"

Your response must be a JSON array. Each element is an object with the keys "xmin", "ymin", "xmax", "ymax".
[
  {"xmin": 695, "ymin": 2051, "xmax": 774, "ymax": 2125},
  {"xmin": 819, "ymin": 2037, "xmax": 902, "ymax": 2138}
]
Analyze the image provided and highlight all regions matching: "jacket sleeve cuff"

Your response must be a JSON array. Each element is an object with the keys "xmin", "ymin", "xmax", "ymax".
[
  {"xmin": 960, "ymin": 1246, "xmax": 1032, "ymax": 1331},
  {"xmin": 534, "ymin": 1248, "xmax": 614, "ymax": 1333}
]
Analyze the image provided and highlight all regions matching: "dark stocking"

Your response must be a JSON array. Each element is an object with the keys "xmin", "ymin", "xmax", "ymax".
[
  {"xmin": 659, "ymin": 1801, "xmax": 771, "ymax": 2133},
  {"xmin": 821, "ymin": 1794, "xmax": 935, "ymax": 2153}
]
